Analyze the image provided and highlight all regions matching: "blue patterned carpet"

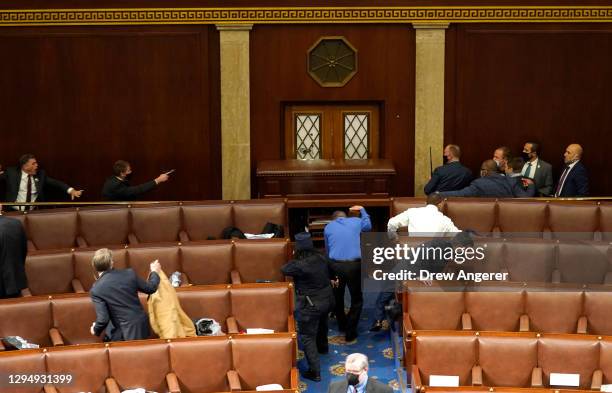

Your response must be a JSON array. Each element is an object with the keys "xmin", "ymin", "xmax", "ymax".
[{"xmin": 297, "ymin": 294, "xmax": 405, "ymax": 393}]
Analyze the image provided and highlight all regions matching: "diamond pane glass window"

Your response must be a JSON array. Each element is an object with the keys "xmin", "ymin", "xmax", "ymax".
[
  {"xmin": 295, "ymin": 114, "xmax": 321, "ymax": 160},
  {"xmin": 344, "ymin": 113, "xmax": 369, "ymax": 159}
]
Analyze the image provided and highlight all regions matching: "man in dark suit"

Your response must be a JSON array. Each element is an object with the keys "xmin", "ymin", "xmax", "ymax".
[
  {"xmin": 520, "ymin": 142, "xmax": 553, "ymax": 196},
  {"xmin": 0, "ymin": 154, "xmax": 83, "ymax": 210},
  {"xmin": 554, "ymin": 143, "xmax": 589, "ymax": 197},
  {"xmin": 493, "ymin": 146, "xmax": 512, "ymax": 173},
  {"xmin": 439, "ymin": 160, "xmax": 514, "ymax": 198},
  {"xmin": 101, "ymin": 160, "xmax": 171, "ymax": 201},
  {"xmin": 328, "ymin": 353, "xmax": 392, "ymax": 393},
  {"xmin": 89, "ymin": 248, "xmax": 160, "ymax": 341},
  {"xmin": 424, "ymin": 144, "xmax": 472, "ymax": 194},
  {"xmin": 505, "ymin": 157, "xmax": 536, "ymax": 197},
  {"xmin": 0, "ymin": 206, "xmax": 28, "ymax": 298}
]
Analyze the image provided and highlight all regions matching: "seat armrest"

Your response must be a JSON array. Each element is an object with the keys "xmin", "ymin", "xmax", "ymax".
[
  {"xmin": 71, "ymin": 279, "xmax": 85, "ymax": 293},
  {"xmin": 76, "ymin": 236, "xmax": 88, "ymax": 248},
  {"xmin": 288, "ymin": 315, "xmax": 296, "ymax": 333},
  {"xmin": 552, "ymin": 269, "xmax": 561, "ymax": 284},
  {"xmin": 179, "ymin": 230, "xmax": 190, "ymax": 243},
  {"xmin": 531, "ymin": 367, "xmax": 543, "ymax": 387},
  {"xmin": 472, "ymin": 365, "xmax": 483, "ymax": 386},
  {"xmin": 227, "ymin": 370, "xmax": 241, "ymax": 391},
  {"xmin": 166, "ymin": 372, "xmax": 181, "ymax": 393},
  {"xmin": 49, "ymin": 328, "xmax": 65, "ymax": 346},
  {"xmin": 105, "ymin": 377, "xmax": 121, "ymax": 393},
  {"xmin": 403, "ymin": 314, "xmax": 414, "ymax": 335},
  {"xmin": 0, "ymin": 341, "xmax": 5, "ymax": 351},
  {"xmin": 180, "ymin": 273, "xmax": 191, "ymax": 287},
  {"xmin": 592, "ymin": 369, "xmax": 603, "ymax": 391},
  {"xmin": 21, "ymin": 288, "xmax": 32, "ymax": 297},
  {"xmin": 412, "ymin": 365, "xmax": 423, "ymax": 393},
  {"xmin": 462, "ymin": 313, "xmax": 473, "ymax": 330},
  {"xmin": 520, "ymin": 314, "xmax": 530, "ymax": 332},
  {"xmin": 291, "ymin": 367, "xmax": 299, "ymax": 388},
  {"xmin": 543, "ymin": 228, "xmax": 552, "ymax": 240},
  {"xmin": 43, "ymin": 386, "xmax": 59, "ymax": 393},
  {"xmin": 230, "ymin": 270, "xmax": 242, "ymax": 284},
  {"xmin": 128, "ymin": 233, "xmax": 139, "ymax": 244},
  {"xmin": 577, "ymin": 316, "xmax": 588, "ymax": 334},
  {"xmin": 27, "ymin": 240, "xmax": 37, "ymax": 252},
  {"xmin": 492, "ymin": 227, "xmax": 501, "ymax": 237},
  {"xmin": 605, "ymin": 272, "xmax": 612, "ymax": 285},
  {"xmin": 227, "ymin": 316, "xmax": 239, "ymax": 334}
]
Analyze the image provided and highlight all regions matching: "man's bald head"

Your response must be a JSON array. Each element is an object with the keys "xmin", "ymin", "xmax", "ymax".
[
  {"xmin": 564, "ymin": 144, "xmax": 583, "ymax": 164},
  {"xmin": 480, "ymin": 159, "xmax": 498, "ymax": 176}
]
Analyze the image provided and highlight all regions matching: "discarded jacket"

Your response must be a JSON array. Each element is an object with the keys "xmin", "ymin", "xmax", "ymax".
[{"xmin": 147, "ymin": 270, "xmax": 196, "ymax": 339}]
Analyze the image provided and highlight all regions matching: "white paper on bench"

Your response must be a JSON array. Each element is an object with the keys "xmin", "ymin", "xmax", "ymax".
[
  {"xmin": 245, "ymin": 233, "xmax": 275, "ymax": 239},
  {"xmin": 256, "ymin": 384, "xmax": 283, "ymax": 391},
  {"xmin": 550, "ymin": 373, "xmax": 580, "ymax": 387},
  {"xmin": 429, "ymin": 375, "xmax": 460, "ymax": 387},
  {"xmin": 246, "ymin": 328, "xmax": 275, "ymax": 334}
]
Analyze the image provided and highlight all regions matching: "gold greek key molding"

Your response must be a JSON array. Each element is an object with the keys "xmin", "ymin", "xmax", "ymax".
[{"xmin": 1, "ymin": 6, "xmax": 612, "ymax": 26}]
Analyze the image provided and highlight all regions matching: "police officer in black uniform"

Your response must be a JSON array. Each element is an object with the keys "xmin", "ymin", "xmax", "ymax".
[{"xmin": 281, "ymin": 232, "xmax": 337, "ymax": 382}]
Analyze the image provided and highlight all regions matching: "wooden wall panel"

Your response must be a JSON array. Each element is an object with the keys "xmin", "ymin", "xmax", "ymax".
[
  {"xmin": 0, "ymin": 25, "xmax": 221, "ymax": 201},
  {"xmin": 250, "ymin": 24, "xmax": 415, "ymax": 197},
  {"xmin": 445, "ymin": 24, "xmax": 612, "ymax": 196}
]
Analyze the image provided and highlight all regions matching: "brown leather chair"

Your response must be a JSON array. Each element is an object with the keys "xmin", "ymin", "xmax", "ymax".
[
  {"xmin": 548, "ymin": 202, "xmax": 599, "ymax": 240},
  {"xmin": 0, "ymin": 297, "xmax": 53, "ymax": 349},
  {"xmin": 404, "ymin": 290, "xmax": 465, "ymax": 332},
  {"xmin": 557, "ymin": 241, "xmax": 610, "ymax": 284},
  {"xmin": 180, "ymin": 242, "xmax": 233, "ymax": 285},
  {"xmin": 230, "ymin": 284, "xmax": 294, "ymax": 333},
  {"xmin": 478, "ymin": 335, "xmax": 538, "ymax": 387},
  {"xmin": 583, "ymin": 291, "xmax": 612, "ymax": 335},
  {"xmin": 177, "ymin": 286, "xmax": 232, "ymax": 332},
  {"xmin": 231, "ymin": 335, "xmax": 296, "ymax": 390},
  {"xmin": 464, "ymin": 291, "xmax": 526, "ymax": 332},
  {"xmin": 129, "ymin": 205, "xmax": 181, "ymax": 244},
  {"xmin": 26, "ymin": 209, "xmax": 78, "ymax": 251},
  {"xmin": 524, "ymin": 291, "xmax": 584, "ymax": 333},
  {"xmin": 600, "ymin": 340, "xmax": 612, "ymax": 387},
  {"xmin": 413, "ymin": 333, "xmax": 478, "ymax": 386},
  {"xmin": 51, "ymin": 295, "xmax": 101, "ymax": 346},
  {"xmin": 78, "ymin": 207, "xmax": 130, "ymax": 247},
  {"xmin": 537, "ymin": 336, "xmax": 599, "ymax": 389},
  {"xmin": 504, "ymin": 239, "xmax": 556, "ymax": 283},
  {"xmin": 127, "ymin": 245, "xmax": 181, "ymax": 280},
  {"xmin": 0, "ymin": 350, "xmax": 47, "ymax": 393},
  {"xmin": 233, "ymin": 240, "xmax": 287, "ymax": 283},
  {"xmin": 73, "ymin": 248, "xmax": 129, "ymax": 291},
  {"xmin": 391, "ymin": 197, "xmax": 427, "ymax": 216},
  {"xmin": 168, "ymin": 337, "xmax": 234, "ymax": 393},
  {"xmin": 233, "ymin": 199, "xmax": 287, "ymax": 235},
  {"xmin": 25, "ymin": 252, "xmax": 74, "ymax": 295},
  {"xmin": 444, "ymin": 199, "xmax": 497, "ymax": 234},
  {"xmin": 107, "ymin": 340, "xmax": 171, "ymax": 393},
  {"xmin": 497, "ymin": 201, "xmax": 547, "ymax": 237},
  {"xmin": 45, "ymin": 345, "xmax": 110, "ymax": 393},
  {"xmin": 180, "ymin": 201, "xmax": 233, "ymax": 241}
]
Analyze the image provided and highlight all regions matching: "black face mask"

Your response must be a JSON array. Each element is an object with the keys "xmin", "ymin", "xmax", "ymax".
[
  {"xmin": 124, "ymin": 173, "xmax": 133, "ymax": 181},
  {"xmin": 347, "ymin": 373, "xmax": 360, "ymax": 386},
  {"xmin": 443, "ymin": 156, "xmax": 449, "ymax": 164},
  {"xmin": 521, "ymin": 152, "xmax": 531, "ymax": 161}
]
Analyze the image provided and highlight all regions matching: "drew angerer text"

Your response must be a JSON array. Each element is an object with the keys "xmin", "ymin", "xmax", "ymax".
[{"xmin": 371, "ymin": 269, "xmax": 509, "ymax": 283}]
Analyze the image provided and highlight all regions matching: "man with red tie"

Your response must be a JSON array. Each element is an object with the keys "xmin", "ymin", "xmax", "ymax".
[
  {"xmin": 554, "ymin": 144, "xmax": 589, "ymax": 198},
  {"xmin": 0, "ymin": 154, "xmax": 83, "ymax": 210}
]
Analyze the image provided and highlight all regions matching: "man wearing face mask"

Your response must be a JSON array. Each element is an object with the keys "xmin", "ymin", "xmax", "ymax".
[
  {"xmin": 328, "ymin": 353, "xmax": 392, "ymax": 393},
  {"xmin": 439, "ymin": 160, "xmax": 514, "ymax": 198},
  {"xmin": 520, "ymin": 142, "xmax": 553, "ymax": 196},
  {"xmin": 493, "ymin": 146, "xmax": 512, "ymax": 173},
  {"xmin": 101, "ymin": 160, "xmax": 171, "ymax": 201},
  {"xmin": 554, "ymin": 144, "xmax": 589, "ymax": 197},
  {"xmin": 424, "ymin": 144, "xmax": 472, "ymax": 194}
]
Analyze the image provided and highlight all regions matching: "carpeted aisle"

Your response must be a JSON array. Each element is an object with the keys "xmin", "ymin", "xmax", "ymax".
[{"xmin": 298, "ymin": 294, "xmax": 404, "ymax": 393}]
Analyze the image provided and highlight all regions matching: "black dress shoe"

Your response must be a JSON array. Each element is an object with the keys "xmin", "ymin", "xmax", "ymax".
[
  {"xmin": 369, "ymin": 320, "xmax": 383, "ymax": 332},
  {"xmin": 301, "ymin": 369, "xmax": 321, "ymax": 382}
]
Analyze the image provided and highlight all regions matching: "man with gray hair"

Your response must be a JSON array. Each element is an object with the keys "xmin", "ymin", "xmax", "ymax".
[
  {"xmin": 89, "ymin": 248, "xmax": 161, "ymax": 341},
  {"xmin": 328, "ymin": 353, "xmax": 392, "ymax": 393}
]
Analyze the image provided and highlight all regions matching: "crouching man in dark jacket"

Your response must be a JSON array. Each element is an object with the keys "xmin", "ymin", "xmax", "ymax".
[
  {"xmin": 89, "ymin": 248, "xmax": 161, "ymax": 341},
  {"xmin": 281, "ymin": 232, "xmax": 337, "ymax": 382}
]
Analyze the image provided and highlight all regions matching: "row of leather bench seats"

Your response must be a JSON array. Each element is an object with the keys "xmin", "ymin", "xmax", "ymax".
[
  {"xmin": 0, "ymin": 333, "xmax": 297, "ymax": 393},
  {"xmin": 396, "ymin": 237, "xmax": 612, "ymax": 285},
  {"xmin": 23, "ymin": 239, "xmax": 288, "ymax": 296},
  {"xmin": 0, "ymin": 283, "xmax": 294, "ymax": 350},
  {"xmin": 410, "ymin": 331, "xmax": 612, "ymax": 392},
  {"xmin": 393, "ymin": 198, "xmax": 612, "ymax": 240},
  {"xmin": 4, "ymin": 199, "xmax": 287, "ymax": 251}
]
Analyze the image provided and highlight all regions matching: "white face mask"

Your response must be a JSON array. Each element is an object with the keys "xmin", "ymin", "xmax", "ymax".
[{"xmin": 493, "ymin": 159, "xmax": 502, "ymax": 167}]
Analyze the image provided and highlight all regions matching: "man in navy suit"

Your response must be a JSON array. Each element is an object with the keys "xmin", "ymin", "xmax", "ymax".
[
  {"xmin": 0, "ymin": 154, "xmax": 83, "ymax": 210},
  {"xmin": 504, "ymin": 157, "xmax": 536, "ymax": 197},
  {"xmin": 424, "ymin": 144, "xmax": 472, "ymax": 194},
  {"xmin": 89, "ymin": 248, "xmax": 160, "ymax": 341},
  {"xmin": 554, "ymin": 144, "xmax": 589, "ymax": 197},
  {"xmin": 520, "ymin": 142, "xmax": 553, "ymax": 196},
  {"xmin": 0, "ymin": 206, "xmax": 28, "ymax": 299},
  {"xmin": 439, "ymin": 160, "xmax": 514, "ymax": 198}
]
